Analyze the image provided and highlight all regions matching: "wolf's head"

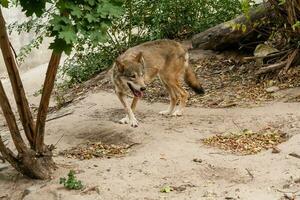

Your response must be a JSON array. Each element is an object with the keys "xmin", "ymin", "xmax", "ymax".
[{"xmin": 116, "ymin": 52, "xmax": 146, "ymax": 98}]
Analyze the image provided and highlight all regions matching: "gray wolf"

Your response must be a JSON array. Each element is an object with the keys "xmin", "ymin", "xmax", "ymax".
[{"xmin": 112, "ymin": 39, "xmax": 204, "ymax": 127}]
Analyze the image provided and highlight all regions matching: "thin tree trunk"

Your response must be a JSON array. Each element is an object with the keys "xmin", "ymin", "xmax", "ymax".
[
  {"xmin": 0, "ymin": 7, "xmax": 56, "ymax": 179},
  {"xmin": 0, "ymin": 137, "xmax": 22, "ymax": 172},
  {"xmin": 0, "ymin": 81, "xmax": 27, "ymax": 153},
  {"xmin": 0, "ymin": 8, "xmax": 35, "ymax": 147},
  {"xmin": 35, "ymin": 52, "xmax": 61, "ymax": 153}
]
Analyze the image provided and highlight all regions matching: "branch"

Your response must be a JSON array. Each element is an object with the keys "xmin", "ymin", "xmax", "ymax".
[
  {"xmin": 0, "ymin": 127, "xmax": 26, "ymax": 172},
  {"xmin": 0, "ymin": 81, "xmax": 27, "ymax": 153},
  {"xmin": 9, "ymin": 41, "xmax": 18, "ymax": 63},
  {"xmin": 255, "ymin": 61, "xmax": 287, "ymax": 75},
  {"xmin": 35, "ymin": 51, "xmax": 62, "ymax": 153},
  {"xmin": 243, "ymin": 49, "xmax": 292, "ymax": 60},
  {"xmin": 0, "ymin": 8, "xmax": 35, "ymax": 147},
  {"xmin": 283, "ymin": 49, "xmax": 298, "ymax": 72}
]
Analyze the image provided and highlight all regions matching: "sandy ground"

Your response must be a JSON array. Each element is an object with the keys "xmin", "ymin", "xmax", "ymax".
[{"xmin": 1, "ymin": 65, "xmax": 300, "ymax": 200}]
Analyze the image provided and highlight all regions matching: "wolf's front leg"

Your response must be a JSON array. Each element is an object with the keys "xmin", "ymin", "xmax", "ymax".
[{"xmin": 117, "ymin": 92, "xmax": 139, "ymax": 127}]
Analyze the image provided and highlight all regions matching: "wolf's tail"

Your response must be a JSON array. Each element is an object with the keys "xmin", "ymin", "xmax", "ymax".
[{"xmin": 183, "ymin": 53, "xmax": 205, "ymax": 95}]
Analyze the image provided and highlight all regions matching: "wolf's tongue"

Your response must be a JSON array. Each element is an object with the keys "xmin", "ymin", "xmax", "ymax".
[{"xmin": 134, "ymin": 90, "xmax": 144, "ymax": 98}]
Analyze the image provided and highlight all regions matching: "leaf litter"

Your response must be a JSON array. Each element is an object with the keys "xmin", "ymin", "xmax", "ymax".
[
  {"xmin": 60, "ymin": 142, "xmax": 137, "ymax": 160},
  {"xmin": 54, "ymin": 51, "xmax": 300, "ymax": 109},
  {"xmin": 202, "ymin": 128, "xmax": 288, "ymax": 155}
]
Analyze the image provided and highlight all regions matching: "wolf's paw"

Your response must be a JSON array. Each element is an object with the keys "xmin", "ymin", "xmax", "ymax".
[
  {"xmin": 172, "ymin": 110, "xmax": 183, "ymax": 116},
  {"xmin": 119, "ymin": 116, "xmax": 129, "ymax": 124},
  {"xmin": 159, "ymin": 110, "xmax": 172, "ymax": 115},
  {"xmin": 130, "ymin": 118, "xmax": 139, "ymax": 128}
]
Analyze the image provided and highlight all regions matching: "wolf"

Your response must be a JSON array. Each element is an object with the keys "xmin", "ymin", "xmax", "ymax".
[{"xmin": 112, "ymin": 39, "xmax": 204, "ymax": 127}]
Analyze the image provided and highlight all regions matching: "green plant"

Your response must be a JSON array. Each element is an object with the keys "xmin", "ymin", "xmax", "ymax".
[
  {"xmin": 9, "ymin": 0, "xmax": 242, "ymax": 86},
  {"xmin": 58, "ymin": 0, "xmax": 242, "ymax": 85},
  {"xmin": 0, "ymin": 0, "xmax": 123, "ymax": 179},
  {"xmin": 59, "ymin": 170, "xmax": 84, "ymax": 190}
]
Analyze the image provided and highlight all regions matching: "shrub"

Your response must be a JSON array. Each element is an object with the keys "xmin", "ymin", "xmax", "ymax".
[{"xmin": 60, "ymin": 0, "xmax": 242, "ymax": 84}]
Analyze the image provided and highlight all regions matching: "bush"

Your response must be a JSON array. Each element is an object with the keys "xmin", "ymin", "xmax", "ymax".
[
  {"xmin": 60, "ymin": 0, "xmax": 242, "ymax": 85},
  {"xmin": 144, "ymin": 0, "xmax": 242, "ymax": 39}
]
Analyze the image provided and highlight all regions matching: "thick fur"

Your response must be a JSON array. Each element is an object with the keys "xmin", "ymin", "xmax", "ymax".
[
  {"xmin": 112, "ymin": 39, "xmax": 204, "ymax": 127},
  {"xmin": 184, "ymin": 66, "xmax": 205, "ymax": 94}
]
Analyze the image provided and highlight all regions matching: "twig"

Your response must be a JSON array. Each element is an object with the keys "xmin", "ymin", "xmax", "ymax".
[
  {"xmin": 53, "ymin": 134, "xmax": 65, "ymax": 147},
  {"xmin": 46, "ymin": 111, "xmax": 74, "ymax": 122},
  {"xmin": 243, "ymin": 49, "xmax": 291, "ymax": 60},
  {"xmin": 245, "ymin": 168, "xmax": 254, "ymax": 180},
  {"xmin": 81, "ymin": 186, "xmax": 97, "ymax": 194},
  {"xmin": 283, "ymin": 49, "xmax": 298, "ymax": 73},
  {"xmin": 125, "ymin": 142, "xmax": 141, "ymax": 149},
  {"xmin": 289, "ymin": 152, "xmax": 300, "ymax": 159},
  {"xmin": 9, "ymin": 41, "xmax": 18, "ymax": 63},
  {"xmin": 256, "ymin": 61, "xmax": 287, "ymax": 75},
  {"xmin": 232, "ymin": 120, "xmax": 242, "ymax": 132},
  {"xmin": 276, "ymin": 188, "xmax": 300, "ymax": 194}
]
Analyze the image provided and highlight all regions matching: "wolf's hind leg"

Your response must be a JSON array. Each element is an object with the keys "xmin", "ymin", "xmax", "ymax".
[
  {"xmin": 159, "ymin": 75, "xmax": 177, "ymax": 115},
  {"xmin": 172, "ymin": 84, "xmax": 188, "ymax": 116}
]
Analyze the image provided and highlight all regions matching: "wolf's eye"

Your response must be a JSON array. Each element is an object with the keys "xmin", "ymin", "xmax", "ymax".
[{"xmin": 130, "ymin": 74, "xmax": 136, "ymax": 79}]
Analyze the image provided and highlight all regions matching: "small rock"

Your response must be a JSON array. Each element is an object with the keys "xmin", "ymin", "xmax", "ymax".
[
  {"xmin": 265, "ymin": 86, "xmax": 280, "ymax": 93},
  {"xmin": 95, "ymin": 186, "xmax": 101, "ymax": 195},
  {"xmin": 272, "ymin": 147, "xmax": 281, "ymax": 154},
  {"xmin": 294, "ymin": 178, "xmax": 300, "ymax": 184},
  {"xmin": 22, "ymin": 186, "xmax": 39, "ymax": 198},
  {"xmin": 192, "ymin": 158, "xmax": 203, "ymax": 163}
]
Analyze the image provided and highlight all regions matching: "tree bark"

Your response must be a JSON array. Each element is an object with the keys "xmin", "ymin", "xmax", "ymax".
[
  {"xmin": 0, "ymin": 81, "xmax": 27, "ymax": 153},
  {"xmin": 0, "ymin": 8, "xmax": 35, "ymax": 147},
  {"xmin": 192, "ymin": 3, "xmax": 273, "ymax": 50},
  {"xmin": 256, "ymin": 61, "xmax": 287, "ymax": 75},
  {"xmin": 0, "ymin": 7, "xmax": 56, "ymax": 179},
  {"xmin": 0, "ymin": 78, "xmax": 56, "ymax": 179},
  {"xmin": 35, "ymin": 52, "xmax": 61, "ymax": 153}
]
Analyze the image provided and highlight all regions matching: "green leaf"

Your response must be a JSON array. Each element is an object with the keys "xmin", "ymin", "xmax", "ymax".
[
  {"xmin": 160, "ymin": 186, "xmax": 172, "ymax": 193},
  {"xmin": 59, "ymin": 29, "xmax": 77, "ymax": 44},
  {"xmin": 86, "ymin": 0, "xmax": 95, "ymax": 6},
  {"xmin": 85, "ymin": 13, "xmax": 97, "ymax": 23},
  {"xmin": 0, "ymin": 0, "xmax": 9, "ymax": 8},
  {"xmin": 49, "ymin": 38, "xmax": 72, "ymax": 55},
  {"xmin": 278, "ymin": 0, "xmax": 286, "ymax": 5},
  {"xmin": 292, "ymin": 21, "xmax": 300, "ymax": 31},
  {"xmin": 70, "ymin": 6, "xmax": 82, "ymax": 18},
  {"xmin": 19, "ymin": 0, "xmax": 46, "ymax": 17},
  {"xmin": 98, "ymin": 1, "xmax": 123, "ymax": 18}
]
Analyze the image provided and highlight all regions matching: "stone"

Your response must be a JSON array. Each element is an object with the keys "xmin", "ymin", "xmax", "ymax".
[{"xmin": 265, "ymin": 86, "xmax": 279, "ymax": 93}]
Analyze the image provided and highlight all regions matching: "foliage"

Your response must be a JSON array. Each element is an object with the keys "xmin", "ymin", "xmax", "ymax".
[
  {"xmin": 7, "ymin": 0, "xmax": 242, "ymax": 85},
  {"xmin": 59, "ymin": 170, "xmax": 84, "ymax": 190},
  {"xmin": 126, "ymin": 0, "xmax": 242, "ymax": 40},
  {"xmin": 240, "ymin": 0, "xmax": 257, "ymax": 20},
  {"xmin": 0, "ymin": 0, "xmax": 124, "ymax": 179},
  {"xmin": 7, "ymin": 0, "xmax": 124, "ymax": 55},
  {"xmin": 59, "ymin": 0, "xmax": 242, "ymax": 84}
]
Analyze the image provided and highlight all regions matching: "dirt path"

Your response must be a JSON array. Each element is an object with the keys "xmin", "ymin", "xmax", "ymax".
[
  {"xmin": 1, "ymin": 66, "xmax": 300, "ymax": 200},
  {"xmin": 1, "ymin": 89, "xmax": 300, "ymax": 199}
]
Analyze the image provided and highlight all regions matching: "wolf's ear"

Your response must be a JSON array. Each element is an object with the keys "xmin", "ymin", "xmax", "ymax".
[
  {"xmin": 135, "ymin": 52, "xmax": 145, "ymax": 65},
  {"xmin": 115, "ymin": 59, "xmax": 124, "ymax": 73}
]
